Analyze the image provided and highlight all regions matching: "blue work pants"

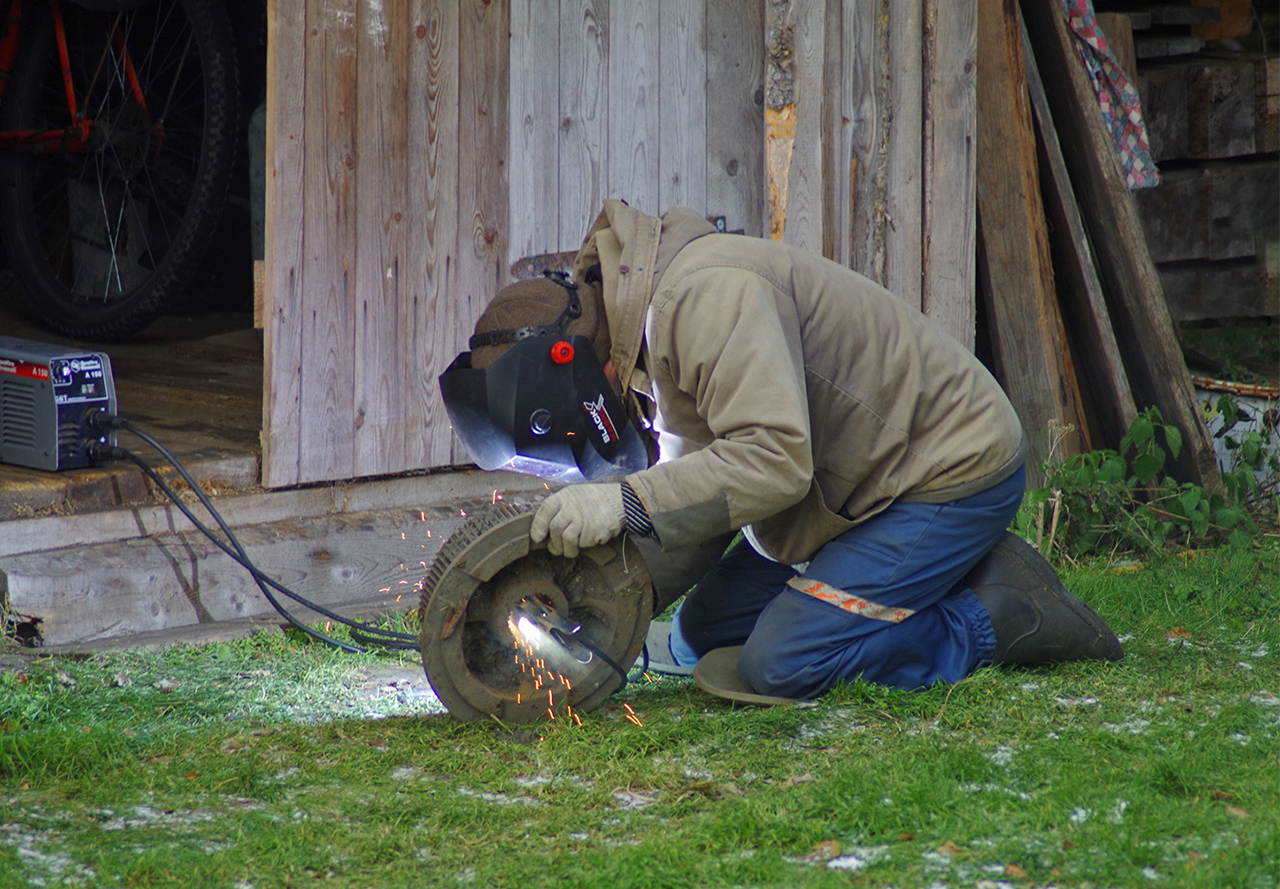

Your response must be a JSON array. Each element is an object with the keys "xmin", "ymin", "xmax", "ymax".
[{"xmin": 669, "ymin": 466, "xmax": 1026, "ymax": 697}]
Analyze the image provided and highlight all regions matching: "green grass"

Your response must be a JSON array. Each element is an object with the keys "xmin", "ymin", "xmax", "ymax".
[{"xmin": 2, "ymin": 544, "xmax": 1278, "ymax": 888}]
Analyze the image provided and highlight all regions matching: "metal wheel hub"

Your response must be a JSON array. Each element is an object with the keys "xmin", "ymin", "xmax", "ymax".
[{"xmin": 418, "ymin": 504, "xmax": 652, "ymax": 723}]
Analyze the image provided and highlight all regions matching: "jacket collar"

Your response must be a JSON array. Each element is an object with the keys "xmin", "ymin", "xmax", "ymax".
[{"xmin": 571, "ymin": 201, "xmax": 715, "ymax": 404}]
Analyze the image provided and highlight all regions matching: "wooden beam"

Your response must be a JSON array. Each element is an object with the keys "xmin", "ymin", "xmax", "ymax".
[
  {"xmin": 262, "ymin": 0, "xmax": 307, "ymax": 488},
  {"xmin": 921, "ymin": 0, "xmax": 978, "ymax": 349},
  {"xmin": 1022, "ymin": 16, "xmax": 1138, "ymax": 451},
  {"xmin": 706, "ymin": 0, "xmax": 764, "ymax": 237},
  {"xmin": 559, "ymin": 0, "xmax": 610, "ymax": 246},
  {"xmin": 452, "ymin": 0, "xmax": 510, "ymax": 463},
  {"xmin": 1020, "ymin": 0, "xmax": 1222, "ymax": 491},
  {"xmin": 976, "ymin": 0, "xmax": 1089, "ymax": 479},
  {"xmin": 412, "ymin": 0, "xmax": 462, "ymax": 468}
]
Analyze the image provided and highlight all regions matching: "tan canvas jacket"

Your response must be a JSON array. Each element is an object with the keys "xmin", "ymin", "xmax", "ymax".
[{"xmin": 572, "ymin": 201, "xmax": 1026, "ymax": 564}]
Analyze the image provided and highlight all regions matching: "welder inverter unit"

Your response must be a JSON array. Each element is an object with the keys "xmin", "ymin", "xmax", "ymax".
[{"xmin": 0, "ymin": 336, "xmax": 116, "ymax": 470}]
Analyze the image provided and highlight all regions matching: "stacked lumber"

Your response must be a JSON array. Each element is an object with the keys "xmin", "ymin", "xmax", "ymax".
[
  {"xmin": 973, "ymin": 0, "xmax": 1223, "ymax": 490},
  {"xmin": 1122, "ymin": 12, "xmax": 1279, "ymax": 323}
]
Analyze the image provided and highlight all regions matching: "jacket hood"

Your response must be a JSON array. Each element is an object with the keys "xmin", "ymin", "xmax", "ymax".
[{"xmin": 571, "ymin": 201, "xmax": 715, "ymax": 399}]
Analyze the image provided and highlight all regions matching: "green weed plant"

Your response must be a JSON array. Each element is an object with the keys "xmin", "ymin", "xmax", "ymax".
[{"xmin": 1019, "ymin": 402, "xmax": 1278, "ymax": 558}]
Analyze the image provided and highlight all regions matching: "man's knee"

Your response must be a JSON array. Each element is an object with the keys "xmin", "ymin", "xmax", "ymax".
[{"xmin": 738, "ymin": 636, "xmax": 828, "ymax": 700}]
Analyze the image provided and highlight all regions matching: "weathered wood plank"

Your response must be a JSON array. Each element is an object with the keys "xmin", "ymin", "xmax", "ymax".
[
  {"xmin": 559, "ymin": 0, "xmax": 610, "ymax": 247},
  {"xmin": 846, "ymin": 0, "xmax": 893, "ymax": 286},
  {"xmin": 296, "ymin": 0, "xmax": 359, "ymax": 483},
  {"xmin": 976, "ymin": 0, "xmax": 1089, "ymax": 476},
  {"xmin": 353, "ymin": 0, "xmax": 409, "ymax": 477},
  {"xmin": 883, "ymin": 0, "xmax": 923, "ymax": 308},
  {"xmin": 262, "ymin": 0, "xmax": 307, "ymax": 488},
  {"xmin": 452, "ymin": 0, "xmax": 510, "ymax": 462},
  {"xmin": 413, "ymin": 0, "xmax": 461, "ymax": 468},
  {"xmin": 0, "ymin": 470, "xmax": 546, "ymax": 560},
  {"xmin": 782, "ymin": 0, "xmax": 825, "ymax": 254},
  {"xmin": 706, "ymin": 0, "xmax": 764, "ymax": 237},
  {"xmin": 1021, "ymin": 0, "xmax": 1222, "ymax": 490},
  {"xmin": 1023, "ymin": 16, "xmax": 1137, "ymax": 451},
  {"xmin": 659, "ymin": 0, "xmax": 708, "ymax": 214},
  {"xmin": 3, "ymin": 501, "xmax": 531, "ymax": 646},
  {"xmin": 509, "ymin": 0, "xmax": 561, "ymax": 259},
  {"xmin": 921, "ymin": 0, "xmax": 977, "ymax": 349},
  {"xmin": 1135, "ymin": 160, "xmax": 1280, "ymax": 264},
  {"xmin": 608, "ymin": 0, "xmax": 660, "ymax": 213}
]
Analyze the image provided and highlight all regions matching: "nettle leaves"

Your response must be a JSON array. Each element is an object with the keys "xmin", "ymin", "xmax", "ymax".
[{"xmin": 1028, "ymin": 405, "xmax": 1272, "ymax": 556}]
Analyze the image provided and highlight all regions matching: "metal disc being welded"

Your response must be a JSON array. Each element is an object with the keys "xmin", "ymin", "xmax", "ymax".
[{"xmin": 418, "ymin": 504, "xmax": 652, "ymax": 723}]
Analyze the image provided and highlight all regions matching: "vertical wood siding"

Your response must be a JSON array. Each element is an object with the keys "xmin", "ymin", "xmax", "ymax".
[{"xmin": 264, "ymin": 0, "xmax": 976, "ymax": 486}]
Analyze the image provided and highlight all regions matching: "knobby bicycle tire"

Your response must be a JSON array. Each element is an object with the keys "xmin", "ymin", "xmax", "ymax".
[{"xmin": 0, "ymin": 0, "xmax": 239, "ymax": 341}]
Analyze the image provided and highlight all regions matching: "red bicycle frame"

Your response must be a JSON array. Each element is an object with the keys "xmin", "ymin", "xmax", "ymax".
[{"xmin": 0, "ymin": 0, "xmax": 153, "ymax": 152}]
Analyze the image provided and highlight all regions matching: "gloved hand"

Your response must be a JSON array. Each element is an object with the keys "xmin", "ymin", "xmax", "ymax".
[{"xmin": 531, "ymin": 483, "xmax": 626, "ymax": 558}]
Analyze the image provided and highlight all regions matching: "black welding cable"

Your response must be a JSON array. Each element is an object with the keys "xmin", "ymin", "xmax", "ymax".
[
  {"xmin": 112, "ymin": 419, "xmax": 418, "ymax": 649},
  {"xmin": 122, "ymin": 448, "xmax": 417, "ymax": 652},
  {"xmin": 557, "ymin": 630, "xmax": 629, "ymax": 695},
  {"xmin": 107, "ymin": 447, "xmax": 366, "ymax": 652},
  {"xmin": 87, "ymin": 414, "xmax": 417, "ymax": 652}
]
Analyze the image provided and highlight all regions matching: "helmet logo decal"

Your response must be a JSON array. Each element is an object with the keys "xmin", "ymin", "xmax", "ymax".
[{"xmin": 582, "ymin": 394, "xmax": 618, "ymax": 444}]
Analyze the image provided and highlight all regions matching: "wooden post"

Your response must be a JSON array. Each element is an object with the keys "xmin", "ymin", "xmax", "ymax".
[
  {"xmin": 976, "ymin": 0, "xmax": 1089, "ymax": 480},
  {"xmin": 921, "ymin": 0, "xmax": 978, "ymax": 349},
  {"xmin": 1022, "ymin": 17, "xmax": 1137, "ymax": 452},
  {"xmin": 1020, "ymin": 0, "xmax": 1222, "ymax": 491}
]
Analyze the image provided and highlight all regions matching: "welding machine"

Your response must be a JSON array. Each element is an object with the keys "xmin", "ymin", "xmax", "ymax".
[{"xmin": 0, "ymin": 336, "xmax": 116, "ymax": 470}]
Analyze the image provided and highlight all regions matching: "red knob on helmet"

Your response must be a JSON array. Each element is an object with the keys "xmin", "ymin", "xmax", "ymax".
[{"xmin": 550, "ymin": 341, "xmax": 575, "ymax": 364}]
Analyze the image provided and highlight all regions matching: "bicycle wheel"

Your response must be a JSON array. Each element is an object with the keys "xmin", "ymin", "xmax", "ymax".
[{"xmin": 0, "ymin": 0, "xmax": 239, "ymax": 341}]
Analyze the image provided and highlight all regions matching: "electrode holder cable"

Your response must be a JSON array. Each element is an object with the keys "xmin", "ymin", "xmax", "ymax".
[{"xmin": 85, "ymin": 409, "xmax": 417, "ymax": 654}]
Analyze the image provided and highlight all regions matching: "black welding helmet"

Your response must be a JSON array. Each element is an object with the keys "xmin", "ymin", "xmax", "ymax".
[{"xmin": 439, "ymin": 277, "xmax": 647, "ymax": 483}]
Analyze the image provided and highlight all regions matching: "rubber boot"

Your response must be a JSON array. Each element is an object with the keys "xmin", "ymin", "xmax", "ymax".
[{"xmin": 964, "ymin": 532, "xmax": 1123, "ymax": 665}]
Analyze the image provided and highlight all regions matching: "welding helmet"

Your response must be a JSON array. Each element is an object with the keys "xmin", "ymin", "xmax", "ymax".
[{"xmin": 438, "ymin": 275, "xmax": 647, "ymax": 483}]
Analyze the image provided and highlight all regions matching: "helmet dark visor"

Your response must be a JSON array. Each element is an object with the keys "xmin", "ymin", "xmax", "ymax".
[{"xmin": 438, "ymin": 334, "xmax": 647, "ymax": 483}]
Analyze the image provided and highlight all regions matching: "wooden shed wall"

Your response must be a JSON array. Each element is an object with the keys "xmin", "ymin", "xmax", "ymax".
[{"xmin": 263, "ymin": 0, "xmax": 978, "ymax": 489}]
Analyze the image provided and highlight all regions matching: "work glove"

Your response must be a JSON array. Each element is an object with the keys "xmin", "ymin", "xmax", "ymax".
[{"xmin": 531, "ymin": 483, "xmax": 626, "ymax": 558}]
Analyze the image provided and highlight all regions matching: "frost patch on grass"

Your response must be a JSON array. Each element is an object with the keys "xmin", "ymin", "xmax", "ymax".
[
  {"xmin": 513, "ymin": 773, "xmax": 593, "ymax": 791},
  {"xmin": 100, "ymin": 805, "xmax": 218, "ymax": 831},
  {"xmin": 455, "ymin": 787, "xmax": 545, "ymax": 807},
  {"xmin": 1248, "ymin": 692, "xmax": 1280, "ymax": 707},
  {"xmin": 1055, "ymin": 696, "xmax": 1099, "ymax": 708},
  {"xmin": 612, "ymin": 790, "xmax": 658, "ymax": 809},
  {"xmin": 1, "ymin": 825, "xmax": 96, "ymax": 888},
  {"xmin": 1105, "ymin": 718, "xmax": 1151, "ymax": 734},
  {"xmin": 826, "ymin": 845, "xmax": 890, "ymax": 871},
  {"xmin": 986, "ymin": 745, "xmax": 1015, "ymax": 766},
  {"xmin": 959, "ymin": 783, "xmax": 1034, "ymax": 801},
  {"xmin": 16, "ymin": 846, "xmax": 97, "ymax": 887},
  {"xmin": 1069, "ymin": 807, "xmax": 1093, "ymax": 824},
  {"xmin": 1109, "ymin": 799, "xmax": 1130, "ymax": 824}
]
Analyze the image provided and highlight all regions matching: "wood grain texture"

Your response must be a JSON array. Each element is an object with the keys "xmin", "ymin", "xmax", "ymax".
[
  {"xmin": 453, "ymin": 0, "xmax": 510, "ymax": 463},
  {"xmin": 782, "ymin": 0, "xmax": 825, "ymax": 254},
  {"xmin": 921, "ymin": 0, "xmax": 977, "ymax": 348},
  {"xmin": 706, "ymin": 0, "xmax": 764, "ymax": 237},
  {"xmin": 298, "ymin": 0, "xmax": 359, "ymax": 484},
  {"xmin": 883, "ymin": 0, "xmax": 923, "ymax": 308},
  {"xmin": 608, "ymin": 0, "xmax": 660, "ymax": 213},
  {"xmin": 413, "ymin": 0, "xmax": 461, "ymax": 468},
  {"xmin": 1023, "ymin": 16, "xmax": 1136, "ymax": 452},
  {"xmin": 1021, "ymin": 0, "xmax": 1222, "ymax": 491},
  {"xmin": 559, "ymin": 0, "xmax": 610, "ymax": 249},
  {"xmin": 353, "ymin": 0, "xmax": 409, "ymax": 477},
  {"xmin": 659, "ymin": 0, "xmax": 708, "ymax": 213},
  {"xmin": 262, "ymin": 0, "xmax": 307, "ymax": 487},
  {"xmin": 846, "ymin": 0, "xmax": 887, "ymax": 284},
  {"xmin": 976, "ymin": 0, "xmax": 1088, "ymax": 477},
  {"xmin": 509, "ymin": 0, "xmax": 561, "ymax": 259}
]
